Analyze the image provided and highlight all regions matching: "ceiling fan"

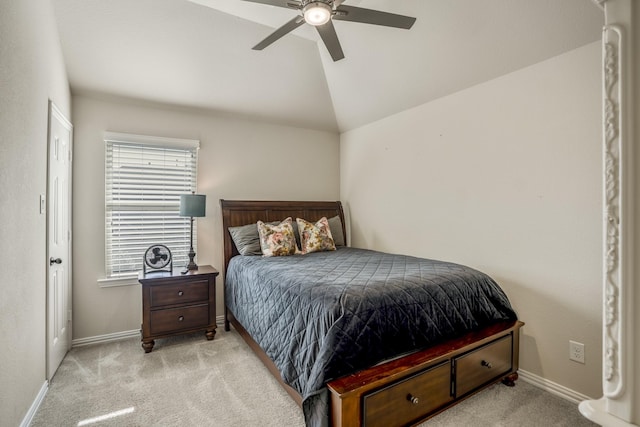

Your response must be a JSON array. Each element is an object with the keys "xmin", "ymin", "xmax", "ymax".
[{"xmin": 242, "ymin": 0, "xmax": 416, "ymax": 61}]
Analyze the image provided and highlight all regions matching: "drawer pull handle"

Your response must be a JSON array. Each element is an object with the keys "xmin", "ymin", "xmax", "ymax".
[
  {"xmin": 407, "ymin": 394, "xmax": 419, "ymax": 405},
  {"xmin": 481, "ymin": 360, "xmax": 493, "ymax": 369},
  {"xmin": 178, "ymin": 291, "xmax": 184, "ymax": 296},
  {"xmin": 178, "ymin": 316, "xmax": 184, "ymax": 322}
]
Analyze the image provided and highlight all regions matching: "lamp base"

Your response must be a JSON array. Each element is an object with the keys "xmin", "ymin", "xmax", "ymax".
[{"xmin": 187, "ymin": 249, "xmax": 198, "ymax": 270}]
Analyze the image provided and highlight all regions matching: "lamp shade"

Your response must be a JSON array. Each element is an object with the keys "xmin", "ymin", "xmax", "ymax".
[{"xmin": 179, "ymin": 194, "xmax": 206, "ymax": 217}]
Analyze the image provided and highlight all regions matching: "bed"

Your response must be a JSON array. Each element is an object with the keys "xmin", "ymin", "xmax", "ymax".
[{"xmin": 221, "ymin": 199, "xmax": 523, "ymax": 427}]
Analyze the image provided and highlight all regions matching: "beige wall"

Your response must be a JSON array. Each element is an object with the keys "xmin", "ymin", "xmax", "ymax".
[
  {"xmin": 0, "ymin": 0, "xmax": 71, "ymax": 424},
  {"xmin": 340, "ymin": 42, "xmax": 602, "ymax": 398},
  {"xmin": 71, "ymin": 94, "xmax": 340, "ymax": 339}
]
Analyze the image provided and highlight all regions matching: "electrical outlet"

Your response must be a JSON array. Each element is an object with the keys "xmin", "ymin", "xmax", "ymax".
[{"xmin": 569, "ymin": 340, "xmax": 585, "ymax": 364}]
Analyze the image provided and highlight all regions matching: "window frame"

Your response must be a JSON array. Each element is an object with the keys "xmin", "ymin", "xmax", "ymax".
[{"xmin": 101, "ymin": 132, "xmax": 200, "ymax": 284}]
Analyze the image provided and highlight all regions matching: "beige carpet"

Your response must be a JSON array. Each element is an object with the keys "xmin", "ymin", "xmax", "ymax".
[{"xmin": 31, "ymin": 328, "xmax": 596, "ymax": 426}]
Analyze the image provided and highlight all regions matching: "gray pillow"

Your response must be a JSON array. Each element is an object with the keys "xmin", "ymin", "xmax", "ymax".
[
  {"xmin": 328, "ymin": 215, "xmax": 345, "ymax": 246},
  {"xmin": 228, "ymin": 223, "xmax": 263, "ymax": 256},
  {"xmin": 229, "ymin": 220, "xmax": 296, "ymax": 255}
]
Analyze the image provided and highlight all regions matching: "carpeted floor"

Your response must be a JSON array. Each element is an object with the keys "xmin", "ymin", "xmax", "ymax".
[{"xmin": 31, "ymin": 328, "xmax": 596, "ymax": 426}]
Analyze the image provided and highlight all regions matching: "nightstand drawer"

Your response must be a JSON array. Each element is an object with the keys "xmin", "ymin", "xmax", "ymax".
[
  {"xmin": 454, "ymin": 335, "xmax": 512, "ymax": 397},
  {"xmin": 150, "ymin": 304, "xmax": 209, "ymax": 335},
  {"xmin": 363, "ymin": 361, "xmax": 453, "ymax": 427},
  {"xmin": 150, "ymin": 280, "xmax": 209, "ymax": 307}
]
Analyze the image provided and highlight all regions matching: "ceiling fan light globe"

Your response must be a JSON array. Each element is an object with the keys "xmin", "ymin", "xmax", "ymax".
[{"xmin": 303, "ymin": 2, "xmax": 332, "ymax": 26}]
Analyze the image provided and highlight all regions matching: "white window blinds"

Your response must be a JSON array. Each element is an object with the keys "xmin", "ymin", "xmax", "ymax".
[{"xmin": 105, "ymin": 133, "xmax": 199, "ymax": 277}]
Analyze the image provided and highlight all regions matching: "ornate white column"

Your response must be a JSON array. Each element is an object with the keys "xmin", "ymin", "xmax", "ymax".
[{"xmin": 579, "ymin": 1, "xmax": 639, "ymax": 425}]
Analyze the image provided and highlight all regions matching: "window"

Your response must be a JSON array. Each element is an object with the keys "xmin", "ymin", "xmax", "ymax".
[{"xmin": 105, "ymin": 133, "xmax": 199, "ymax": 278}]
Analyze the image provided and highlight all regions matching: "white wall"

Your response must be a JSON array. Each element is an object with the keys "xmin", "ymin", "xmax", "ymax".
[
  {"xmin": 72, "ymin": 94, "xmax": 340, "ymax": 339},
  {"xmin": 0, "ymin": 0, "xmax": 71, "ymax": 424},
  {"xmin": 340, "ymin": 42, "xmax": 602, "ymax": 398}
]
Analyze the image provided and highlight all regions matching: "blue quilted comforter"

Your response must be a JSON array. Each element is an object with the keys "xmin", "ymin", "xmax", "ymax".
[{"xmin": 225, "ymin": 247, "xmax": 517, "ymax": 426}]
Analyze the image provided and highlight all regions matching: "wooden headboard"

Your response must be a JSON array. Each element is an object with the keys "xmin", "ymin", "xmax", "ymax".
[{"xmin": 220, "ymin": 199, "xmax": 346, "ymax": 274}]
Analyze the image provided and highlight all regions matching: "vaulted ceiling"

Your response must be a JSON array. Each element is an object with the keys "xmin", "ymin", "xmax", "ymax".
[{"xmin": 52, "ymin": 0, "xmax": 603, "ymax": 133}]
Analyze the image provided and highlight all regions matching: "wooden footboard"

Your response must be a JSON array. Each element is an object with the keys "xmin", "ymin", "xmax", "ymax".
[{"xmin": 327, "ymin": 320, "xmax": 524, "ymax": 427}]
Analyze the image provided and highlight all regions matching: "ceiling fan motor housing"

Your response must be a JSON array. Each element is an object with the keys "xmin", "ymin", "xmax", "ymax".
[{"xmin": 302, "ymin": 1, "xmax": 333, "ymax": 26}]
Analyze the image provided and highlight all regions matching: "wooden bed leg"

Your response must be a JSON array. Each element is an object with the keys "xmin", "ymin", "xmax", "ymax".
[
  {"xmin": 224, "ymin": 306, "xmax": 230, "ymax": 331},
  {"xmin": 501, "ymin": 372, "xmax": 519, "ymax": 387}
]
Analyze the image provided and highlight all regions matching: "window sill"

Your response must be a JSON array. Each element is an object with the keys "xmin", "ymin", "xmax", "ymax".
[{"xmin": 97, "ymin": 275, "xmax": 140, "ymax": 288}]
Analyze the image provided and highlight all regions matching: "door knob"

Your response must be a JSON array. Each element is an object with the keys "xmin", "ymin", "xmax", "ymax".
[{"xmin": 49, "ymin": 257, "xmax": 62, "ymax": 265}]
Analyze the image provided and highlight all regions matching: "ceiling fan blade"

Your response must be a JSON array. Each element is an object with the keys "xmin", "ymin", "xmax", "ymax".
[
  {"xmin": 240, "ymin": 0, "xmax": 300, "ymax": 9},
  {"xmin": 333, "ymin": 5, "xmax": 416, "ymax": 29},
  {"xmin": 253, "ymin": 16, "xmax": 305, "ymax": 50},
  {"xmin": 315, "ymin": 20, "xmax": 345, "ymax": 62}
]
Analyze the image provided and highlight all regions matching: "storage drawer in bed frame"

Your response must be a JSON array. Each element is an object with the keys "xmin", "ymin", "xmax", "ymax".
[
  {"xmin": 362, "ymin": 361, "xmax": 453, "ymax": 427},
  {"xmin": 328, "ymin": 321, "xmax": 523, "ymax": 427},
  {"xmin": 454, "ymin": 334, "xmax": 512, "ymax": 398}
]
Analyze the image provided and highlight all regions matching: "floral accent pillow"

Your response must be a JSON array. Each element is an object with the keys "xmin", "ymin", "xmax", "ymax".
[
  {"xmin": 257, "ymin": 217, "xmax": 298, "ymax": 257},
  {"xmin": 296, "ymin": 217, "xmax": 336, "ymax": 254}
]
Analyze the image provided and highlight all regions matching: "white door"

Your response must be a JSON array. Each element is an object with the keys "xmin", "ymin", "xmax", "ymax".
[{"xmin": 47, "ymin": 101, "xmax": 73, "ymax": 379}]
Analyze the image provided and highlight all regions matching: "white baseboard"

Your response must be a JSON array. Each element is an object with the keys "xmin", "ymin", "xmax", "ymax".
[
  {"xmin": 72, "ymin": 329, "xmax": 140, "ymax": 347},
  {"xmin": 518, "ymin": 369, "xmax": 592, "ymax": 404},
  {"xmin": 20, "ymin": 381, "xmax": 48, "ymax": 427},
  {"xmin": 71, "ymin": 316, "xmax": 227, "ymax": 347}
]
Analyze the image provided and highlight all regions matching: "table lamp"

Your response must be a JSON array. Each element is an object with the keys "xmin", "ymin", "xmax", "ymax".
[{"xmin": 179, "ymin": 193, "xmax": 206, "ymax": 271}]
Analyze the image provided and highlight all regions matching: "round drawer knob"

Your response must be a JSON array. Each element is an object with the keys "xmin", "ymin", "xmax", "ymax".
[
  {"xmin": 407, "ymin": 394, "xmax": 419, "ymax": 405},
  {"xmin": 178, "ymin": 291, "xmax": 184, "ymax": 296},
  {"xmin": 481, "ymin": 360, "xmax": 493, "ymax": 369},
  {"xmin": 178, "ymin": 316, "xmax": 184, "ymax": 322}
]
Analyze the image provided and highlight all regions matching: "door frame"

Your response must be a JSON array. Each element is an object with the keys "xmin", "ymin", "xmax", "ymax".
[{"xmin": 46, "ymin": 100, "xmax": 73, "ymax": 380}]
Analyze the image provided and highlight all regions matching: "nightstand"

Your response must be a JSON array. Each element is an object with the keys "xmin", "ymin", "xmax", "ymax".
[{"xmin": 139, "ymin": 265, "xmax": 219, "ymax": 353}]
